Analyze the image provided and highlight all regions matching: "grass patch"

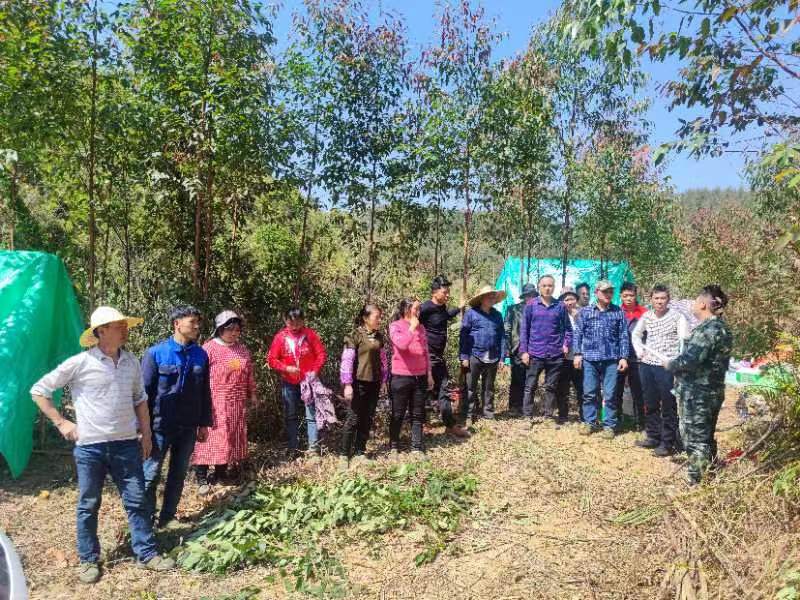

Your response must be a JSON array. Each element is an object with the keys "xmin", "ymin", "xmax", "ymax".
[{"xmin": 177, "ymin": 462, "xmax": 477, "ymax": 594}]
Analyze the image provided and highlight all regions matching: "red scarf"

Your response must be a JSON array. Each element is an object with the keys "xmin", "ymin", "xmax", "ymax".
[{"xmin": 622, "ymin": 303, "xmax": 646, "ymax": 322}]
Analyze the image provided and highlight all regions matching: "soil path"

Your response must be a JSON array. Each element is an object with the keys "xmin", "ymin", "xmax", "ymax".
[{"xmin": 1, "ymin": 397, "xmax": 740, "ymax": 600}]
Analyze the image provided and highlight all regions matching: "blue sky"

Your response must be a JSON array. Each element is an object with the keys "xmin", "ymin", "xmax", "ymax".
[{"xmin": 270, "ymin": 0, "xmax": 749, "ymax": 192}]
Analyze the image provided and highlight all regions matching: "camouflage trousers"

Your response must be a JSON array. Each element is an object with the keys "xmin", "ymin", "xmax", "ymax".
[{"xmin": 677, "ymin": 384, "xmax": 725, "ymax": 484}]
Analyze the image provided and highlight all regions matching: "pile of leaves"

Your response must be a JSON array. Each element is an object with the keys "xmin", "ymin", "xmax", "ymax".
[{"xmin": 177, "ymin": 463, "xmax": 477, "ymax": 589}]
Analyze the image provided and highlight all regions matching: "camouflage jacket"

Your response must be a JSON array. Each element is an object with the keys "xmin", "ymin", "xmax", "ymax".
[
  {"xmin": 667, "ymin": 316, "xmax": 732, "ymax": 391},
  {"xmin": 504, "ymin": 301, "xmax": 526, "ymax": 358}
]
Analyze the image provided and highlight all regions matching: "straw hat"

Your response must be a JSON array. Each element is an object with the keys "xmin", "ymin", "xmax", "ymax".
[
  {"xmin": 79, "ymin": 306, "xmax": 143, "ymax": 348},
  {"xmin": 468, "ymin": 285, "xmax": 507, "ymax": 308}
]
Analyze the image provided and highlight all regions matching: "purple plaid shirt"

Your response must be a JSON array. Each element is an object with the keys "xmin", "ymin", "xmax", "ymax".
[{"xmin": 519, "ymin": 297, "xmax": 573, "ymax": 359}]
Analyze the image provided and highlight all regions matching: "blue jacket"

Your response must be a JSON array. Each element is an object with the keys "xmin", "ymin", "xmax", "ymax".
[
  {"xmin": 142, "ymin": 337, "xmax": 212, "ymax": 432},
  {"xmin": 459, "ymin": 307, "xmax": 506, "ymax": 362}
]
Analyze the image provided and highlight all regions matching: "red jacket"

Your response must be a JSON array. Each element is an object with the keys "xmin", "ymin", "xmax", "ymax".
[
  {"xmin": 267, "ymin": 326, "xmax": 326, "ymax": 385},
  {"xmin": 622, "ymin": 303, "xmax": 647, "ymax": 323}
]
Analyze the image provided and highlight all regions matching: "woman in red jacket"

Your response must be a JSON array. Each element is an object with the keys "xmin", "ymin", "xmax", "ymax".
[{"xmin": 267, "ymin": 307, "xmax": 327, "ymax": 459}]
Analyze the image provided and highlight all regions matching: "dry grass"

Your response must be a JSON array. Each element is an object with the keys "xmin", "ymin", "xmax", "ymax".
[{"xmin": 0, "ymin": 388, "xmax": 796, "ymax": 600}]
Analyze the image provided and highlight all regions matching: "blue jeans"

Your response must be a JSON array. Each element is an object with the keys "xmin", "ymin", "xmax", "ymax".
[
  {"xmin": 282, "ymin": 383, "xmax": 317, "ymax": 451},
  {"xmin": 143, "ymin": 427, "xmax": 196, "ymax": 525},
  {"xmin": 582, "ymin": 359, "xmax": 620, "ymax": 429},
  {"xmin": 73, "ymin": 439, "xmax": 158, "ymax": 564}
]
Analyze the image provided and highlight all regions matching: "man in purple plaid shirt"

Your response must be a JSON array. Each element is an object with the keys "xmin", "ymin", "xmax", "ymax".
[{"xmin": 572, "ymin": 280, "xmax": 630, "ymax": 439}]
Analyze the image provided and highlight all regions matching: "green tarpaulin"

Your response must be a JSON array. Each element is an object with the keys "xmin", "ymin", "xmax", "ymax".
[
  {"xmin": 0, "ymin": 251, "xmax": 83, "ymax": 478},
  {"xmin": 494, "ymin": 257, "xmax": 634, "ymax": 315}
]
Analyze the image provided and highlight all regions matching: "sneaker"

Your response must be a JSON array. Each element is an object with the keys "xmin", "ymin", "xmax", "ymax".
[
  {"xmin": 410, "ymin": 449, "xmax": 427, "ymax": 460},
  {"xmin": 137, "ymin": 555, "xmax": 176, "ymax": 572},
  {"xmin": 652, "ymin": 446, "xmax": 675, "ymax": 458},
  {"xmin": 197, "ymin": 483, "xmax": 212, "ymax": 497},
  {"xmin": 159, "ymin": 518, "xmax": 184, "ymax": 532},
  {"xmin": 634, "ymin": 438, "xmax": 660, "ymax": 449},
  {"xmin": 445, "ymin": 425, "xmax": 471, "ymax": 438},
  {"xmin": 578, "ymin": 423, "xmax": 593, "ymax": 436},
  {"xmin": 77, "ymin": 562, "xmax": 100, "ymax": 585},
  {"xmin": 388, "ymin": 448, "xmax": 400, "ymax": 458},
  {"xmin": 600, "ymin": 428, "xmax": 615, "ymax": 440},
  {"xmin": 507, "ymin": 407, "xmax": 522, "ymax": 418}
]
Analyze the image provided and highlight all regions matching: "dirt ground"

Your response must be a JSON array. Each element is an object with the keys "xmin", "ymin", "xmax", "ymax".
[{"xmin": 0, "ymin": 391, "xmax": 745, "ymax": 600}]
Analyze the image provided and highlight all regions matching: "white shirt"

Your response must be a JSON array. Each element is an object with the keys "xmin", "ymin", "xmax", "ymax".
[
  {"xmin": 631, "ymin": 308, "xmax": 689, "ymax": 366},
  {"xmin": 30, "ymin": 347, "xmax": 147, "ymax": 446}
]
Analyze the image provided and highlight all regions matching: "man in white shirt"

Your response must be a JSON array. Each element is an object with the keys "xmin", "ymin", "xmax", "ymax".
[
  {"xmin": 30, "ymin": 307, "xmax": 174, "ymax": 585},
  {"xmin": 631, "ymin": 286, "xmax": 689, "ymax": 456}
]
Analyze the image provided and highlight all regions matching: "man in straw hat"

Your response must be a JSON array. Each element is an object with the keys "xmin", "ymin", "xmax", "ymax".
[
  {"xmin": 459, "ymin": 285, "xmax": 507, "ymax": 424},
  {"xmin": 142, "ymin": 305, "xmax": 212, "ymax": 530},
  {"xmin": 573, "ymin": 281, "xmax": 630, "ymax": 439},
  {"xmin": 30, "ymin": 307, "xmax": 175, "ymax": 585}
]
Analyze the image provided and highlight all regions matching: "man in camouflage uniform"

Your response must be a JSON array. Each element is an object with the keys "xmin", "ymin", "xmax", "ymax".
[
  {"xmin": 666, "ymin": 286, "xmax": 733, "ymax": 485},
  {"xmin": 504, "ymin": 283, "xmax": 538, "ymax": 416}
]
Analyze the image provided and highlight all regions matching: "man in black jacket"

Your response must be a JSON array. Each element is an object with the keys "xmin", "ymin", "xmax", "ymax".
[
  {"xmin": 419, "ymin": 276, "xmax": 469, "ymax": 437},
  {"xmin": 504, "ymin": 283, "xmax": 538, "ymax": 416}
]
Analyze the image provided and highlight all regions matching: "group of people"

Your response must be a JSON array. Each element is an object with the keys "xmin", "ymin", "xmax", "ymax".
[{"xmin": 30, "ymin": 274, "xmax": 732, "ymax": 585}]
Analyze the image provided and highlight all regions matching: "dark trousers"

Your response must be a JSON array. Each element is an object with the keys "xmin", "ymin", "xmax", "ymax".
[
  {"xmin": 508, "ymin": 356, "xmax": 526, "ymax": 413},
  {"xmin": 640, "ymin": 363, "xmax": 678, "ymax": 448},
  {"xmin": 430, "ymin": 356, "xmax": 456, "ymax": 428},
  {"xmin": 615, "ymin": 361, "xmax": 644, "ymax": 428},
  {"xmin": 523, "ymin": 357, "xmax": 564, "ymax": 420},
  {"xmin": 143, "ymin": 426, "xmax": 197, "ymax": 526},
  {"xmin": 340, "ymin": 380, "xmax": 380, "ymax": 457},
  {"xmin": 462, "ymin": 357, "xmax": 498, "ymax": 420},
  {"xmin": 390, "ymin": 375, "xmax": 427, "ymax": 450},
  {"xmin": 557, "ymin": 359, "xmax": 584, "ymax": 421}
]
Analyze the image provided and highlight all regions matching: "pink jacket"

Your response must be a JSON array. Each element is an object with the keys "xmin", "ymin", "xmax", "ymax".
[{"xmin": 389, "ymin": 320, "xmax": 430, "ymax": 377}]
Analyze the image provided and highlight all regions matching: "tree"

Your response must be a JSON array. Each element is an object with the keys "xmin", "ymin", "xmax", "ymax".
[
  {"xmin": 528, "ymin": 11, "xmax": 648, "ymax": 284},
  {"xmin": 420, "ymin": 0, "xmax": 502, "ymax": 299},
  {"xmin": 120, "ymin": 0, "xmax": 276, "ymax": 299}
]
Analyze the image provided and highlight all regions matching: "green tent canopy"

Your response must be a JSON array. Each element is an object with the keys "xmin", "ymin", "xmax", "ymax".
[
  {"xmin": 0, "ymin": 251, "xmax": 83, "ymax": 478},
  {"xmin": 494, "ymin": 257, "xmax": 634, "ymax": 315}
]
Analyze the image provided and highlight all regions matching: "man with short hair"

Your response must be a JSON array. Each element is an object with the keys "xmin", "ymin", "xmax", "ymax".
[
  {"xmin": 504, "ymin": 283, "xmax": 538, "ymax": 417},
  {"xmin": 519, "ymin": 275, "xmax": 573, "ymax": 426},
  {"xmin": 632, "ymin": 284, "xmax": 689, "ymax": 456},
  {"xmin": 142, "ymin": 305, "xmax": 212, "ymax": 530},
  {"xmin": 419, "ymin": 276, "xmax": 469, "ymax": 437},
  {"xmin": 616, "ymin": 282, "xmax": 646, "ymax": 430},
  {"xmin": 573, "ymin": 281, "xmax": 630, "ymax": 439},
  {"xmin": 31, "ymin": 307, "xmax": 175, "ymax": 585},
  {"xmin": 576, "ymin": 282, "xmax": 590, "ymax": 308}
]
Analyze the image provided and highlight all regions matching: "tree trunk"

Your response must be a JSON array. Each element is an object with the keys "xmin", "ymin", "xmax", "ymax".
[
  {"xmin": 124, "ymin": 195, "xmax": 131, "ymax": 312},
  {"xmin": 433, "ymin": 193, "xmax": 442, "ymax": 276},
  {"xmin": 366, "ymin": 160, "xmax": 378, "ymax": 300},
  {"xmin": 561, "ymin": 190, "xmax": 570, "ymax": 287},
  {"xmin": 461, "ymin": 145, "xmax": 471, "ymax": 303},
  {"xmin": 202, "ymin": 156, "xmax": 214, "ymax": 300},
  {"xmin": 87, "ymin": 0, "xmax": 99, "ymax": 312},
  {"xmin": 194, "ymin": 17, "xmax": 214, "ymax": 297},
  {"xmin": 8, "ymin": 166, "xmax": 17, "ymax": 250}
]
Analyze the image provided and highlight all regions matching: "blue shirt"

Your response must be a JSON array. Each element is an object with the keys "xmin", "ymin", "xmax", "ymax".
[
  {"xmin": 142, "ymin": 337, "xmax": 212, "ymax": 432},
  {"xmin": 459, "ymin": 307, "xmax": 506, "ymax": 362},
  {"xmin": 573, "ymin": 304, "xmax": 630, "ymax": 362},
  {"xmin": 519, "ymin": 297, "xmax": 573, "ymax": 359}
]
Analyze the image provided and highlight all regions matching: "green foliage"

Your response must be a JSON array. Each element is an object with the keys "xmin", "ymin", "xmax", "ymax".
[
  {"xmin": 177, "ymin": 464, "xmax": 477, "ymax": 590},
  {"xmin": 777, "ymin": 568, "xmax": 800, "ymax": 600}
]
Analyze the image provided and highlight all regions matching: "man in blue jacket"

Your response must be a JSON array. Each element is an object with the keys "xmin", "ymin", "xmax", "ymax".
[{"xmin": 142, "ymin": 305, "xmax": 212, "ymax": 529}]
